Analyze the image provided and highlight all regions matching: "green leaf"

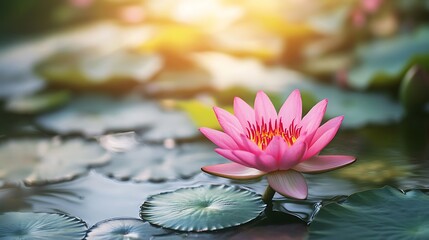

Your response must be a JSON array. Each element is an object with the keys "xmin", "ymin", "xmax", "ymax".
[
  {"xmin": 0, "ymin": 212, "xmax": 87, "ymax": 240},
  {"xmin": 283, "ymin": 81, "xmax": 403, "ymax": 128},
  {"xmin": 348, "ymin": 27, "xmax": 429, "ymax": 89},
  {"xmin": 96, "ymin": 143, "xmax": 226, "ymax": 182},
  {"xmin": 86, "ymin": 218, "xmax": 168, "ymax": 240},
  {"xmin": 36, "ymin": 95, "xmax": 163, "ymax": 136},
  {"xmin": 140, "ymin": 185, "xmax": 266, "ymax": 232},
  {"xmin": 309, "ymin": 186, "xmax": 429, "ymax": 239},
  {"xmin": 35, "ymin": 49, "xmax": 163, "ymax": 89},
  {"xmin": 5, "ymin": 91, "xmax": 71, "ymax": 114},
  {"xmin": 0, "ymin": 138, "xmax": 109, "ymax": 186}
]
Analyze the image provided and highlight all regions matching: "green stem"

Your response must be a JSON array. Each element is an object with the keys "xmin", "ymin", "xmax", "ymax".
[{"xmin": 262, "ymin": 185, "xmax": 276, "ymax": 205}]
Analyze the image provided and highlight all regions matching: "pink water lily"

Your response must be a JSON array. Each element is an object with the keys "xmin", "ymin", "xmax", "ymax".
[{"xmin": 200, "ymin": 90, "xmax": 356, "ymax": 200}]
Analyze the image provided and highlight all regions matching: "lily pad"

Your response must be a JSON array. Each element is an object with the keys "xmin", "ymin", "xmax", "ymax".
[
  {"xmin": 140, "ymin": 111, "xmax": 198, "ymax": 142},
  {"xmin": 0, "ymin": 72, "xmax": 45, "ymax": 100},
  {"xmin": 36, "ymin": 49, "xmax": 163, "ymax": 89},
  {"xmin": 309, "ymin": 186, "xmax": 429, "ymax": 239},
  {"xmin": 86, "ymin": 218, "xmax": 168, "ymax": 240},
  {"xmin": 348, "ymin": 27, "xmax": 429, "ymax": 89},
  {"xmin": 284, "ymin": 81, "xmax": 403, "ymax": 128},
  {"xmin": 140, "ymin": 185, "xmax": 266, "ymax": 232},
  {"xmin": 143, "ymin": 68, "xmax": 212, "ymax": 97},
  {"xmin": 0, "ymin": 212, "xmax": 87, "ymax": 240},
  {"xmin": 96, "ymin": 143, "xmax": 225, "ymax": 182},
  {"xmin": 5, "ymin": 91, "xmax": 71, "ymax": 114},
  {"xmin": 36, "ymin": 95, "xmax": 162, "ymax": 136},
  {"xmin": 98, "ymin": 132, "xmax": 139, "ymax": 152},
  {"xmin": 0, "ymin": 138, "xmax": 109, "ymax": 186},
  {"xmin": 191, "ymin": 52, "xmax": 304, "ymax": 92}
]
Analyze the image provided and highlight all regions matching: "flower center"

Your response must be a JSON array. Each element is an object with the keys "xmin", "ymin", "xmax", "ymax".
[{"xmin": 245, "ymin": 119, "xmax": 301, "ymax": 150}]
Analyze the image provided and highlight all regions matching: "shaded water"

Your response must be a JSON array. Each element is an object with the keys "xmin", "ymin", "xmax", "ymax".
[{"xmin": 1, "ymin": 113, "xmax": 428, "ymax": 239}]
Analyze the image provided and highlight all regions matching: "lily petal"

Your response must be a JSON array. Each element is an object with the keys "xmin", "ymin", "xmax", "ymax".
[
  {"xmin": 202, "ymin": 163, "xmax": 266, "ymax": 180},
  {"xmin": 265, "ymin": 136, "xmax": 287, "ymax": 164},
  {"xmin": 200, "ymin": 127, "xmax": 238, "ymax": 150},
  {"xmin": 254, "ymin": 91, "xmax": 277, "ymax": 124},
  {"xmin": 234, "ymin": 97, "xmax": 256, "ymax": 129},
  {"xmin": 305, "ymin": 116, "xmax": 343, "ymax": 158},
  {"xmin": 215, "ymin": 148, "xmax": 251, "ymax": 167},
  {"xmin": 278, "ymin": 89, "xmax": 302, "ymax": 127},
  {"xmin": 213, "ymin": 107, "xmax": 244, "ymax": 145},
  {"xmin": 299, "ymin": 99, "xmax": 328, "ymax": 138},
  {"xmin": 240, "ymin": 134, "xmax": 263, "ymax": 155},
  {"xmin": 279, "ymin": 141, "xmax": 307, "ymax": 170},
  {"xmin": 232, "ymin": 150, "xmax": 277, "ymax": 172},
  {"xmin": 293, "ymin": 155, "xmax": 356, "ymax": 173},
  {"xmin": 267, "ymin": 170, "xmax": 308, "ymax": 199}
]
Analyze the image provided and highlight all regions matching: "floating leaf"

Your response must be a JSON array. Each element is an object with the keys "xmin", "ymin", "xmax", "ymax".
[
  {"xmin": 36, "ymin": 49, "xmax": 163, "ymax": 89},
  {"xmin": 5, "ymin": 91, "xmax": 71, "ymax": 114},
  {"xmin": 96, "ymin": 143, "xmax": 225, "ymax": 182},
  {"xmin": 140, "ymin": 185, "xmax": 266, "ymax": 232},
  {"xmin": 86, "ymin": 218, "xmax": 168, "ymax": 240},
  {"xmin": 348, "ymin": 27, "xmax": 429, "ymax": 89},
  {"xmin": 36, "ymin": 95, "xmax": 162, "ymax": 136},
  {"xmin": 143, "ymin": 68, "xmax": 212, "ymax": 98},
  {"xmin": 0, "ymin": 212, "xmax": 87, "ymax": 240},
  {"xmin": 0, "ymin": 138, "xmax": 109, "ymax": 186},
  {"xmin": 191, "ymin": 52, "xmax": 304, "ymax": 92},
  {"xmin": 98, "ymin": 132, "xmax": 139, "ymax": 152},
  {"xmin": 210, "ymin": 23, "xmax": 283, "ymax": 61},
  {"xmin": 283, "ymin": 81, "xmax": 403, "ymax": 128},
  {"xmin": 309, "ymin": 186, "xmax": 429, "ymax": 239},
  {"xmin": 0, "ymin": 72, "xmax": 45, "ymax": 100},
  {"xmin": 140, "ymin": 111, "xmax": 198, "ymax": 142}
]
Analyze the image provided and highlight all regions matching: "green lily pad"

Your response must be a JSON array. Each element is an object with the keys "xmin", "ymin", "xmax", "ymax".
[
  {"xmin": 96, "ymin": 143, "xmax": 225, "ymax": 182},
  {"xmin": 348, "ymin": 27, "xmax": 429, "ymax": 89},
  {"xmin": 35, "ymin": 49, "xmax": 163, "ymax": 89},
  {"xmin": 5, "ymin": 91, "xmax": 71, "ymax": 114},
  {"xmin": 86, "ymin": 218, "xmax": 168, "ymax": 240},
  {"xmin": 36, "ymin": 95, "xmax": 163, "ymax": 136},
  {"xmin": 0, "ymin": 72, "xmax": 45, "ymax": 100},
  {"xmin": 191, "ymin": 52, "xmax": 304, "ymax": 92},
  {"xmin": 0, "ymin": 212, "xmax": 87, "ymax": 240},
  {"xmin": 143, "ymin": 68, "xmax": 212, "ymax": 98},
  {"xmin": 0, "ymin": 138, "xmax": 109, "ymax": 186},
  {"xmin": 309, "ymin": 186, "xmax": 429, "ymax": 239},
  {"xmin": 140, "ymin": 111, "xmax": 198, "ymax": 142},
  {"xmin": 284, "ymin": 81, "xmax": 403, "ymax": 128},
  {"xmin": 140, "ymin": 185, "xmax": 266, "ymax": 232}
]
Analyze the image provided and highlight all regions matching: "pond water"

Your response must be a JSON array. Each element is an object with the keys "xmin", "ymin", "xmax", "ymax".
[{"xmin": 1, "ymin": 112, "xmax": 428, "ymax": 239}]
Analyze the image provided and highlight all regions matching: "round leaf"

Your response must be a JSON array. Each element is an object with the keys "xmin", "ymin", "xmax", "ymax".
[
  {"xmin": 36, "ymin": 50, "xmax": 162, "ymax": 89},
  {"xmin": 0, "ymin": 138, "xmax": 109, "ymax": 186},
  {"xmin": 348, "ymin": 27, "xmax": 429, "ymax": 89},
  {"xmin": 309, "ymin": 186, "xmax": 429, "ymax": 239},
  {"xmin": 140, "ymin": 185, "xmax": 266, "ymax": 232},
  {"xmin": 36, "ymin": 95, "xmax": 162, "ymax": 136},
  {"xmin": 86, "ymin": 218, "xmax": 168, "ymax": 240},
  {"xmin": 0, "ymin": 212, "xmax": 87, "ymax": 240},
  {"xmin": 5, "ymin": 91, "xmax": 71, "ymax": 114},
  {"xmin": 96, "ymin": 143, "xmax": 225, "ymax": 182}
]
